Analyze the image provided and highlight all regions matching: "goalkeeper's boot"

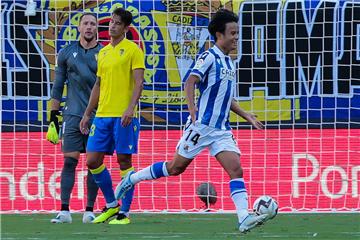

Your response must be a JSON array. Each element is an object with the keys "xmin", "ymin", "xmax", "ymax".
[
  {"xmin": 238, "ymin": 213, "xmax": 268, "ymax": 233},
  {"xmin": 50, "ymin": 211, "xmax": 72, "ymax": 224},
  {"xmin": 82, "ymin": 211, "xmax": 96, "ymax": 223},
  {"xmin": 115, "ymin": 171, "xmax": 135, "ymax": 200},
  {"xmin": 92, "ymin": 205, "xmax": 119, "ymax": 223},
  {"xmin": 108, "ymin": 213, "xmax": 131, "ymax": 225}
]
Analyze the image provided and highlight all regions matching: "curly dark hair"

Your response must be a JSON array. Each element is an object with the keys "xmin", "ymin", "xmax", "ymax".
[{"xmin": 208, "ymin": 9, "xmax": 238, "ymax": 42}]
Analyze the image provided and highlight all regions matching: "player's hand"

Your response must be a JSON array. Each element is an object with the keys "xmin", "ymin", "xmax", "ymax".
[
  {"xmin": 46, "ymin": 110, "xmax": 60, "ymax": 144},
  {"xmin": 245, "ymin": 113, "xmax": 264, "ymax": 130},
  {"xmin": 189, "ymin": 105, "xmax": 198, "ymax": 124},
  {"xmin": 50, "ymin": 110, "xmax": 60, "ymax": 133},
  {"xmin": 121, "ymin": 108, "xmax": 134, "ymax": 127},
  {"xmin": 80, "ymin": 115, "xmax": 90, "ymax": 135}
]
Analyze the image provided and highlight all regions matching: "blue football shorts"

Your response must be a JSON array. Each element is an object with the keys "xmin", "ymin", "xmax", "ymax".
[{"xmin": 86, "ymin": 117, "xmax": 140, "ymax": 154}]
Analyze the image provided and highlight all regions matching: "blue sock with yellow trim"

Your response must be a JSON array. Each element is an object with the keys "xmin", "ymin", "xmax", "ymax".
[
  {"xmin": 120, "ymin": 167, "xmax": 135, "ymax": 214},
  {"xmin": 90, "ymin": 164, "xmax": 117, "ymax": 208}
]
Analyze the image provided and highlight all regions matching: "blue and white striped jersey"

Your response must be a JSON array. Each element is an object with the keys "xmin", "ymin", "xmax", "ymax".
[{"xmin": 190, "ymin": 45, "xmax": 236, "ymax": 130}]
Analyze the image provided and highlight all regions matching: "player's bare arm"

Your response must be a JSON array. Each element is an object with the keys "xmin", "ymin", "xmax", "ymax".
[
  {"xmin": 50, "ymin": 99, "xmax": 61, "ymax": 111},
  {"xmin": 80, "ymin": 77, "xmax": 101, "ymax": 134},
  {"xmin": 230, "ymin": 99, "xmax": 264, "ymax": 129},
  {"xmin": 184, "ymin": 75, "xmax": 200, "ymax": 123},
  {"xmin": 121, "ymin": 68, "xmax": 144, "ymax": 127}
]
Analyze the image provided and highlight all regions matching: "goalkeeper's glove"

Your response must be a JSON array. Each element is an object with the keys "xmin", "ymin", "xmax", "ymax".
[{"xmin": 46, "ymin": 110, "xmax": 60, "ymax": 144}]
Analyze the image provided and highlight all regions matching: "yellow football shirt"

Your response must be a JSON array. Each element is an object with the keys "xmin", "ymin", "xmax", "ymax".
[{"xmin": 96, "ymin": 38, "xmax": 145, "ymax": 117}]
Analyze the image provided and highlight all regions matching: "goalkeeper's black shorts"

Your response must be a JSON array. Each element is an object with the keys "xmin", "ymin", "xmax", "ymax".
[{"xmin": 61, "ymin": 115, "xmax": 91, "ymax": 153}]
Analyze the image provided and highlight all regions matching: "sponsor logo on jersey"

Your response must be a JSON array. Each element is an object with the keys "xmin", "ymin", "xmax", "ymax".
[{"xmin": 220, "ymin": 68, "xmax": 236, "ymax": 81}]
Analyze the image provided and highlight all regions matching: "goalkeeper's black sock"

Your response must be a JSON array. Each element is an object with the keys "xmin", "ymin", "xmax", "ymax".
[
  {"xmin": 61, "ymin": 204, "xmax": 70, "ymax": 211},
  {"xmin": 85, "ymin": 206, "xmax": 94, "ymax": 212},
  {"xmin": 61, "ymin": 157, "xmax": 78, "ymax": 207},
  {"xmin": 86, "ymin": 170, "xmax": 98, "ymax": 211}
]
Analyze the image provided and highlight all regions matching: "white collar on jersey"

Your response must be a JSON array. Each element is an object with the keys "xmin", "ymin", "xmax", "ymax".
[{"xmin": 212, "ymin": 44, "xmax": 229, "ymax": 58}]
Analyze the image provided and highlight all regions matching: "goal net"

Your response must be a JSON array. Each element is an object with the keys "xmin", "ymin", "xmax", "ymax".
[{"xmin": 1, "ymin": 0, "xmax": 359, "ymax": 213}]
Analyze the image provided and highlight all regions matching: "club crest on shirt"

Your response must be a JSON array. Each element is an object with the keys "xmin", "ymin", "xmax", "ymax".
[
  {"xmin": 119, "ymin": 49, "xmax": 125, "ymax": 56},
  {"xmin": 194, "ymin": 59, "xmax": 204, "ymax": 69},
  {"xmin": 94, "ymin": 53, "xmax": 98, "ymax": 61},
  {"xmin": 73, "ymin": 52, "xmax": 77, "ymax": 58}
]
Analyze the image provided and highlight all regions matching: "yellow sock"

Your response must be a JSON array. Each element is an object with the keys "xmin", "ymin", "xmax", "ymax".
[
  {"xmin": 90, "ymin": 164, "xmax": 105, "ymax": 174},
  {"xmin": 120, "ymin": 167, "xmax": 135, "ymax": 178}
]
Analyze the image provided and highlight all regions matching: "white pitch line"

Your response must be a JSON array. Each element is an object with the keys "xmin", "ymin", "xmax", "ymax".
[
  {"xmin": 187, "ymin": 217, "xmax": 229, "ymax": 221},
  {"xmin": 91, "ymin": 232, "xmax": 190, "ymax": 236},
  {"xmin": 339, "ymin": 232, "xmax": 360, "ymax": 236},
  {"xmin": 143, "ymin": 235, "xmax": 187, "ymax": 239}
]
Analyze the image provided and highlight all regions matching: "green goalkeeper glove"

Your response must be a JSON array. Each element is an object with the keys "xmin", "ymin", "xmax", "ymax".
[{"xmin": 46, "ymin": 110, "xmax": 60, "ymax": 144}]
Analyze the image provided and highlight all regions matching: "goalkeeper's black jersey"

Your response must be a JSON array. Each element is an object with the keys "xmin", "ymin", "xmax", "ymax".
[{"xmin": 51, "ymin": 41, "xmax": 102, "ymax": 117}]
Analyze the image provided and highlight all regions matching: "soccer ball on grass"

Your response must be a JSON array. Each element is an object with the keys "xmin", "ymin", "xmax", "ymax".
[{"xmin": 253, "ymin": 195, "xmax": 278, "ymax": 220}]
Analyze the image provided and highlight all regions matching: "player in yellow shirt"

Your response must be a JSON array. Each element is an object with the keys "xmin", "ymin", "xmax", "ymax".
[{"xmin": 80, "ymin": 8, "xmax": 145, "ymax": 224}]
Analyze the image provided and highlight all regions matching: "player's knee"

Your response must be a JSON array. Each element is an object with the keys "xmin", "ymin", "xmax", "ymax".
[
  {"xmin": 117, "ymin": 154, "xmax": 132, "ymax": 168},
  {"xmin": 86, "ymin": 158, "xmax": 102, "ymax": 170},
  {"xmin": 228, "ymin": 166, "xmax": 243, "ymax": 179},
  {"xmin": 63, "ymin": 157, "xmax": 78, "ymax": 170},
  {"xmin": 167, "ymin": 166, "xmax": 185, "ymax": 176},
  {"xmin": 64, "ymin": 152, "xmax": 80, "ymax": 160}
]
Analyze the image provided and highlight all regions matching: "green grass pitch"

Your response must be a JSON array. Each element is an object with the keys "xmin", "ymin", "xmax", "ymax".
[{"xmin": 1, "ymin": 213, "xmax": 359, "ymax": 239}]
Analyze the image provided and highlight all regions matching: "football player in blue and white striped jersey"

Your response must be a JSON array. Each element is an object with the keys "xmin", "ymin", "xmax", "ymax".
[{"xmin": 116, "ymin": 9, "xmax": 267, "ymax": 233}]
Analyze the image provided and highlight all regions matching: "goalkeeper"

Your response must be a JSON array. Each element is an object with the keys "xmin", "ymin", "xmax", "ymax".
[
  {"xmin": 80, "ymin": 8, "xmax": 145, "ymax": 224},
  {"xmin": 47, "ymin": 13, "xmax": 101, "ymax": 224}
]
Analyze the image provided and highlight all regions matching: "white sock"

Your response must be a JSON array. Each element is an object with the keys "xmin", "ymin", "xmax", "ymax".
[
  {"xmin": 231, "ymin": 191, "xmax": 249, "ymax": 223},
  {"xmin": 130, "ymin": 166, "xmax": 153, "ymax": 184},
  {"xmin": 230, "ymin": 178, "xmax": 249, "ymax": 223},
  {"xmin": 106, "ymin": 200, "xmax": 118, "ymax": 208},
  {"xmin": 130, "ymin": 162, "xmax": 169, "ymax": 184},
  {"xmin": 119, "ymin": 211, "xmax": 129, "ymax": 217}
]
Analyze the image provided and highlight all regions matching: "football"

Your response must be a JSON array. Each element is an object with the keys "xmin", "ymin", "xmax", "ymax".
[
  {"xmin": 196, "ymin": 182, "xmax": 217, "ymax": 206},
  {"xmin": 253, "ymin": 195, "xmax": 278, "ymax": 220}
]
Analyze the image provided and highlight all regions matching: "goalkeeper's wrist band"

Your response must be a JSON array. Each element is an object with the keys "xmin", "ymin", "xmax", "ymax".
[
  {"xmin": 51, "ymin": 110, "xmax": 60, "ymax": 115},
  {"xmin": 50, "ymin": 110, "xmax": 60, "ymax": 120}
]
